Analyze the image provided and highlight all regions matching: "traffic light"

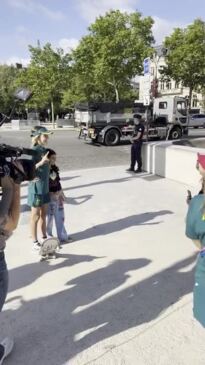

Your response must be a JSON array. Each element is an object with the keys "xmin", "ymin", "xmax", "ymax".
[{"xmin": 151, "ymin": 78, "xmax": 158, "ymax": 97}]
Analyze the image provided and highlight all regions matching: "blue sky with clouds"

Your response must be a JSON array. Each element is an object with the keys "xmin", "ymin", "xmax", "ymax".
[{"xmin": 1, "ymin": 0, "xmax": 204, "ymax": 65}]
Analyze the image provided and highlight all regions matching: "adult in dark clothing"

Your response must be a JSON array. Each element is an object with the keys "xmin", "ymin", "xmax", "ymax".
[{"xmin": 127, "ymin": 114, "xmax": 145, "ymax": 173}]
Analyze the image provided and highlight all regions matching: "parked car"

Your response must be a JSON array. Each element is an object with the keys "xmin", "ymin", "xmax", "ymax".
[{"xmin": 188, "ymin": 114, "xmax": 205, "ymax": 128}]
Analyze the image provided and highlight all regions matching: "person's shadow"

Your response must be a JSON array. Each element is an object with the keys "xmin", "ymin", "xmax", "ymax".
[
  {"xmin": 71, "ymin": 210, "xmax": 173, "ymax": 242},
  {"xmin": 8, "ymin": 253, "xmax": 101, "ymax": 293},
  {"xmin": 1, "ymin": 254, "xmax": 196, "ymax": 365}
]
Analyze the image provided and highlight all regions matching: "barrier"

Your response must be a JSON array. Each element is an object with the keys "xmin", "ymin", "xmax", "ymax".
[
  {"xmin": 56, "ymin": 118, "xmax": 75, "ymax": 128},
  {"xmin": 11, "ymin": 119, "xmax": 40, "ymax": 130},
  {"xmin": 142, "ymin": 140, "xmax": 205, "ymax": 187}
]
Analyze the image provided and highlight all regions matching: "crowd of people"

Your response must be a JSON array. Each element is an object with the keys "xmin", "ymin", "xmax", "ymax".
[{"xmin": 0, "ymin": 123, "xmax": 205, "ymax": 363}]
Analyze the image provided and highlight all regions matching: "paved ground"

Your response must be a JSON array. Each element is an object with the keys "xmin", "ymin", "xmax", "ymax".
[{"xmin": 1, "ymin": 165, "xmax": 205, "ymax": 365}]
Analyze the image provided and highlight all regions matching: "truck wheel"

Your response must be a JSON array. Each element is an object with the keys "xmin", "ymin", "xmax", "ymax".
[
  {"xmin": 169, "ymin": 127, "xmax": 182, "ymax": 140},
  {"xmin": 104, "ymin": 129, "xmax": 120, "ymax": 146}
]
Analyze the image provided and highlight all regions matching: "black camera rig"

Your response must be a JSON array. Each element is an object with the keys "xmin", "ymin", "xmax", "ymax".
[{"xmin": 0, "ymin": 88, "xmax": 37, "ymax": 183}]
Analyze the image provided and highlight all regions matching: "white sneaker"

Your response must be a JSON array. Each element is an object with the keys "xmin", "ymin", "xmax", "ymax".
[
  {"xmin": 0, "ymin": 338, "xmax": 14, "ymax": 364},
  {"xmin": 32, "ymin": 241, "xmax": 41, "ymax": 251}
]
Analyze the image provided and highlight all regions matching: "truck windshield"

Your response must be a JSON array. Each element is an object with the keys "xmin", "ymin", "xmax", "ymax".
[{"xmin": 177, "ymin": 101, "xmax": 187, "ymax": 116}]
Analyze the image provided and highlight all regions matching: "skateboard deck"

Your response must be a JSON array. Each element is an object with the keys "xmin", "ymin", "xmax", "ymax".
[{"xmin": 40, "ymin": 237, "xmax": 60, "ymax": 261}]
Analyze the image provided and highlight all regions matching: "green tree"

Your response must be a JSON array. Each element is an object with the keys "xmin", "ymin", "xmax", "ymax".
[
  {"xmin": 161, "ymin": 19, "xmax": 205, "ymax": 109},
  {"xmin": 17, "ymin": 43, "xmax": 71, "ymax": 122},
  {"xmin": 0, "ymin": 65, "xmax": 19, "ymax": 114},
  {"xmin": 67, "ymin": 10, "xmax": 154, "ymax": 105}
]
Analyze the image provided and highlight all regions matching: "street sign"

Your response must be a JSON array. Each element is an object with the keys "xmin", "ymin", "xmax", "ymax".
[
  {"xmin": 143, "ymin": 95, "xmax": 150, "ymax": 106},
  {"xmin": 143, "ymin": 58, "xmax": 150, "ymax": 75}
]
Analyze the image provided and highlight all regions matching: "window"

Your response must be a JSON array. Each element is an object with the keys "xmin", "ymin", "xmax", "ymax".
[
  {"xmin": 159, "ymin": 102, "xmax": 167, "ymax": 109},
  {"xmin": 166, "ymin": 81, "xmax": 172, "ymax": 90},
  {"xmin": 175, "ymin": 82, "xmax": 180, "ymax": 89},
  {"xmin": 177, "ymin": 101, "xmax": 187, "ymax": 116},
  {"xmin": 192, "ymin": 97, "xmax": 198, "ymax": 108},
  {"xmin": 160, "ymin": 82, "xmax": 165, "ymax": 90}
]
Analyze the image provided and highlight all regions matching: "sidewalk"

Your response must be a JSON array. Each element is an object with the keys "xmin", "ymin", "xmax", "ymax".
[{"xmin": 1, "ymin": 166, "xmax": 205, "ymax": 365}]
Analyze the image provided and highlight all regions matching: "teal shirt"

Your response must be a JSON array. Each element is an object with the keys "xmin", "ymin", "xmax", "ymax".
[
  {"xmin": 186, "ymin": 194, "xmax": 205, "ymax": 327},
  {"xmin": 28, "ymin": 145, "xmax": 50, "ymax": 196},
  {"xmin": 186, "ymin": 194, "xmax": 205, "ymax": 247}
]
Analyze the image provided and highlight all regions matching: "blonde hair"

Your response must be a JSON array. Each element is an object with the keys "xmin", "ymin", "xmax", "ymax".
[{"xmin": 31, "ymin": 135, "xmax": 41, "ymax": 146}]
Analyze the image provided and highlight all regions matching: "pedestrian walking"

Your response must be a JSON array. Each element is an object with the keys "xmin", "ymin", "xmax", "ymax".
[
  {"xmin": 186, "ymin": 153, "xmax": 205, "ymax": 327},
  {"xmin": 28, "ymin": 126, "xmax": 53, "ymax": 250},
  {"xmin": 46, "ymin": 149, "xmax": 72, "ymax": 244},
  {"xmin": 126, "ymin": 114, "xmax": 145, "ymax": 173}
]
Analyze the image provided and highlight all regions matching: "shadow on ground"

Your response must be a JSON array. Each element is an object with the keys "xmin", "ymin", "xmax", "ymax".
[
  {"xmin": 71, "ymin": 210, "xmax": 173, "ymax": 242},
  {"xmin": 8, "ymin": 253, "xmax": 101, "ymax": 293},
  {"xmin": 20, "ymin": 174, "xmax": 148, "ymax": 199},
  {"xmin": 2, "ymin": 254, "xmax": 196, "ymax": 365}
]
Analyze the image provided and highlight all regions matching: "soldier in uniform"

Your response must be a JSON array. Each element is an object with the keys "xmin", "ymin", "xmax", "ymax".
[{"xmin": 126, "ymin": 114, "xmax": 145, "ymax": 173}]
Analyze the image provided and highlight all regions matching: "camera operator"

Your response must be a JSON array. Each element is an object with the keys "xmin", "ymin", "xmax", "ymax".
[{"xmin": 0, "ymin": 162, "xmax": 22, "ymax": 364}]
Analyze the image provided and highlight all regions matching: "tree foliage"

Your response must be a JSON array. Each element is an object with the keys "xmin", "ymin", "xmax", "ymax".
[
  {"xmin": 66, "ymin": 10, "xmax": 154, "ymax": 104},
  {"xmin": 0, "ymin": 65, "xmax": 19, "ymax": 114},
  {"xmin": 16, "ymin": 43, "xmax": 71, "ymax": 118},
  {"xmin": 161, "ymin": 19, "xmax": 205, "ymax": 107}
]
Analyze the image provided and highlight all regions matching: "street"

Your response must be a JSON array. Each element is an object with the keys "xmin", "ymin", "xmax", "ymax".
[
  {"xmin": 1, "ymin": 128, "xmax": 205, "ymax": 171},
  {"xmin": 0, "ymin": 130, "xmax": 130, "ymax": 171}
]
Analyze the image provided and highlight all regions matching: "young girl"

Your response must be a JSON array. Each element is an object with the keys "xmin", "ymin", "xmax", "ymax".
[
  {"xmin": 28, "ymin": 126, "xmax": 53, "ymax": 250},
  {"xmin": 46, "ymin": 149, "xmax": 72, "ymax": 243}
]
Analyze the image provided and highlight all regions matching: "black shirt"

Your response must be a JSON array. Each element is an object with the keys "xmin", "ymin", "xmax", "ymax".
[
  {"xmin": 49, "ymin": 165, "xmax": 62, "ymax": 193},
  {"xmin": 133, "ymin": 123, "xmax": 145, "ymax": 141}
]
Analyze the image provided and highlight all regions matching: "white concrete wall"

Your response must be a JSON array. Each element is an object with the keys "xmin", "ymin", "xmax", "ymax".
[
  {"xmin": 142, "ymin": 141, "xmax": 205, "ymax": 187},
  {"xmin": 11, "ymin": 119, "xmax": 40, "ymax": 130}
]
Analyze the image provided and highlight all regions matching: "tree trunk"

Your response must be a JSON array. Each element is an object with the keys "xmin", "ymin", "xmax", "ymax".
[
  {"xmin": 51, "ymin": 100, "xmax": 55, "ymax": 129},
  {"xmin": 115, "ymin": 86, "xmax": 119, "ymax": 103},
  {"xmin": 188, "ymin": 87, "xmax": 193, "ymax": 112}
]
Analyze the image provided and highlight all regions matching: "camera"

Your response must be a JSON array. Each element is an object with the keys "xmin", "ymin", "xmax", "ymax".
[{"xmin": 0, "ymin": 88, "xmax": 36, "ymax": 184}]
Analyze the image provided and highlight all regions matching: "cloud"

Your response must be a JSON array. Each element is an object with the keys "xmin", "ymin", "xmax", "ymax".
[
  {"xmin": 58, "ymin": 38, "xmax": 79, "ymax": 53},
  {"xmin": 152, "ymin": 16, "xmax": 185, "ymax": 44},
  {"xmin": 6, "ymin": 56, "xmax": 30, "ymax": 67},
  {"xmin": 8, "ymin": 0, "xmax": 65, "ymax": 20},
  {"xmin": 75, "ymin": 0, "xmax": 137, "ymax": 22}
]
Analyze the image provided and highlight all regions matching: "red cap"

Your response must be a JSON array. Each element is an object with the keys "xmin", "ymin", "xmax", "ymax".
[{"xmin": 197, "ymin": 153, "xmax": 205, "ymax": 169}]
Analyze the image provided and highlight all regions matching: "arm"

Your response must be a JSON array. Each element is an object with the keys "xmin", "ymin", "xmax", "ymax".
[
  {"xmin": 186, "ymin": 198, "xmax": 201, "ymax": 250},
  {"xmin": 192, "ymin": 239, "xmax": 202, "ymax": 250},
  {"xmin": 4, "ymin": 183, "xmax": 20, "ymax": 232},
  {"xmin": 35, "ymin": 151, "xmax": 49, "ymax": 170},
  {"xmin": 132, "ymin": 131, "xmax": 142, "ymax": 141}
]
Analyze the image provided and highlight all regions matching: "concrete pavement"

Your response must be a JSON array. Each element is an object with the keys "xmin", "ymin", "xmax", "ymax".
[{"xmin": 1, "ymin": 165, "xmax": 205, "ymax": 365}]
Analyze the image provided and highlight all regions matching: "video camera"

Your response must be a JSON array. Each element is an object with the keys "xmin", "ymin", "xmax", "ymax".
[{"xmin": 0, "ymin": 88, "xmax": 37, "ymax": 184}]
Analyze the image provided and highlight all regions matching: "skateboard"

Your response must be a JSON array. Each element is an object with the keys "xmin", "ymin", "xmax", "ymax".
[{"xmin": 40, "ymin": 237, "xmax": 60, "ymax": 261}]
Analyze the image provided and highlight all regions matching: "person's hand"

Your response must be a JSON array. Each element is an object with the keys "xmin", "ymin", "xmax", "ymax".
[
  {"xmin": 40, "ymin": 152, "xmax": 50, "ymax": 166},
  {"xmin": 59, "ymin": 190, "xmax": 66, "ymax": 202}
]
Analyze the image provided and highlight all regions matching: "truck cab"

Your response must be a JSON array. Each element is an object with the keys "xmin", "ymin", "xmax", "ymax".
[{"xmin": 153, "ymin": 96, "xmax": 188, "ymax": 126}]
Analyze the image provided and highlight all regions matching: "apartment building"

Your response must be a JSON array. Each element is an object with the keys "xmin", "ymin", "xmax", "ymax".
[{"xmin": 139, "ymin": 53, "xmax": 204, "ymax": 112}]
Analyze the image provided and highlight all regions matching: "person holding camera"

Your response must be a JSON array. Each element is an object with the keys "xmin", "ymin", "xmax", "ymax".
[
  {"xmin": 28, "ymin": 127, "xmax": 53, "ymax": 250},
  {"xmin": 0, "ymin": 168, "xmax": 22, "ymax": 363}
]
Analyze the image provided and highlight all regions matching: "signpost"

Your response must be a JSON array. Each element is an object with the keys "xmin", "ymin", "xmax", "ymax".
[{"xmin": 143, "ymin": 58, "xmax": 151, "ymax": 141}]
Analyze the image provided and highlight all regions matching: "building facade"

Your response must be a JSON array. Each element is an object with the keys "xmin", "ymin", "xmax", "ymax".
[{"xmin": 139, "ymin": 54, "xmax": 204, "ymax": 113}]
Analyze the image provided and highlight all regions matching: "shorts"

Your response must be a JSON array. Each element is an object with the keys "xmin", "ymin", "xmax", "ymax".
[{"xmin": 27, "ymin": 192, "xmax": 50, "ymax": 208}]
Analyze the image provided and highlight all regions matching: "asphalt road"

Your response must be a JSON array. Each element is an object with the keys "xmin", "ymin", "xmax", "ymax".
[
  {"xmin": 1, "ymin": 128, "xmax": 205, "ymax": 171},
  {"xmin": 0, "ymin": 130, "xmax": 131, "ymax": 171}
]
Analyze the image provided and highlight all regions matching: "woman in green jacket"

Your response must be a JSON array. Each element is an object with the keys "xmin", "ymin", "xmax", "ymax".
[
  {"xmin": 186, "ymin": 153, "xmax": 205, "ymax": 327},
  {"xmin": 28, "ymin": 126, "xmax": 53, "ymax": 250}
]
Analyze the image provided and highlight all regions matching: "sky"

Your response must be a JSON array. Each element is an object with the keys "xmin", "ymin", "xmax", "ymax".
[{"xmin": 0, "ymin": 0, "xmax": 204, "ymax": 65}]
